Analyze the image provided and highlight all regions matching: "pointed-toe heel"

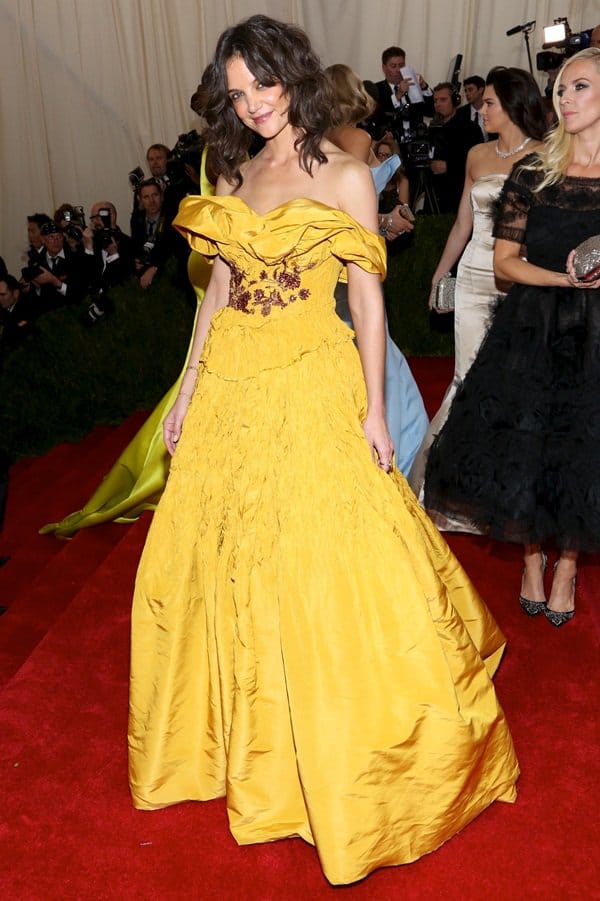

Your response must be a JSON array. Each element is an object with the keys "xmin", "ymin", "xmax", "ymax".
[
  {"xmin": 545, "ymin": 562, "xmax": 576, "ymax": 627},
  {"xmin": 544, "ymin": 606, "xmax": 575, "ymax": 627},
  {"xmin": 519, "ymin": 551, "xmax": 547, "ymax": 616},
  {"xmin": 519, "ymin": 595, "xmax": 547, "ymax": 616}
]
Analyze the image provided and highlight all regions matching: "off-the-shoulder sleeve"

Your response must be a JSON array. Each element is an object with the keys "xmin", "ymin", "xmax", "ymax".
[
  {"xmin": 333, "ymin": 224, "xmax": 387, "ymax": 282},
  {"xmin": 173, "ymin": 196, "xmax": 226, "ymax": 257},
  {"xmin": 492, "ymin": 160, "xmax": 538, "ymax": 245},
  {"xmin": 173, "ymin": 195, "xmax": 386, "ymax": 280}
]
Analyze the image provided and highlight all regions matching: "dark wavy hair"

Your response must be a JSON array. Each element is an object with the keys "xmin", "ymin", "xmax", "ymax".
[
  {"xmin": 196, "ymin": 15, "xmax": 336, "ymax": 186},
  {"xmin": 485, "ymin": 67, "xmax": 547, "ymax": 141}
]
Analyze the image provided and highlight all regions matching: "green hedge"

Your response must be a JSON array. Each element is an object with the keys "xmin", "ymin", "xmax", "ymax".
[
  {"xmin": 1, "ymin": 216, "xmax": 455, "ymax": 459},
  {"xmin": 0, "ymin": 271, "xmax": 194, "ymax": 459},
  {"xmin": 384, "ymin": 213, "xmax": 455, "ymax": 357}
]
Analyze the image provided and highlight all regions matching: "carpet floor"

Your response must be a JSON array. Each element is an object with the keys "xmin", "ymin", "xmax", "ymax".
[{"xmin": 1, "ymin": 359, "xmax": 599, "ymax": 900}]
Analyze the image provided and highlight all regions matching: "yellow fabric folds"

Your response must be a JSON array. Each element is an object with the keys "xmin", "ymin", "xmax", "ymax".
[{"xmin": 128, "ymin": 198, "xmax": 518, "ymax": 886}]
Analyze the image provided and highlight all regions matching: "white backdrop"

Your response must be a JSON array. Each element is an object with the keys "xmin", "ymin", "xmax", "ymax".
[{"xmin": 1, "ymin": 0, "xmax": 597, "ymax": 273}]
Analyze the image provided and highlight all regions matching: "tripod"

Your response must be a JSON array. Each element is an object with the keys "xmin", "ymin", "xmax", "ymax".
[{"xmin": 412, "ymin": 164, "xmax": 440, "ymax": 215}]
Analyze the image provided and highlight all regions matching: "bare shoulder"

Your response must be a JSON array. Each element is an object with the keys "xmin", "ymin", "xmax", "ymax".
[
  {"xmin": 328, "ymin": 126, "xmax": 372, "ymax": 163},
  {"xmin": 321, "ymin": 147, "xmax": 377, "ymax": 229},
  {"xmin": 466, "ymin": 141, "xmax": 493, "ymax": 174}
]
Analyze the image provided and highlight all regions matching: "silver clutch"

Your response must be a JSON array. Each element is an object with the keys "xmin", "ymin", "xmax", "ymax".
[
  {"xmin": 431, "ymin": 274, "xmax": 456, "ymax": 312},
  {"xmin": 573, "ymin": 235, "xmax": 600, "ymax": 282}
]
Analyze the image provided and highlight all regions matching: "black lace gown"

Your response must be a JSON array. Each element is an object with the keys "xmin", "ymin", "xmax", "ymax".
[{"xmin": 424, "ymin": 154, "xmax": 600, "ymax": 552}]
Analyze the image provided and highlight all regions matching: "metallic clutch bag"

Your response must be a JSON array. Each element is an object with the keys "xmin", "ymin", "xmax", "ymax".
[
  {"xmin": 431, "ymin": 274, "xmax": 456, "ymax": 312},
  {"xmin": 573, "ymin": 235, "xmax": 600, "ymax": 282}
]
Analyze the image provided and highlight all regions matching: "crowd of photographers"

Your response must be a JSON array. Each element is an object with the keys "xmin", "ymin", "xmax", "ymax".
[
  {"xmin": 5, "ymin": 23, "xmax": 599, "ymax": 363},
  {"xmin": 0, "ymin": 130, "xmax": 204, "ymax": 362}
]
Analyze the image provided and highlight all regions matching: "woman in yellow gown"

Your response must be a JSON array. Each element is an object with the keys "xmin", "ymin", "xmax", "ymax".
[{"xmin": 128, "ymin": 15, "xmax": 519, "ymax": 886}]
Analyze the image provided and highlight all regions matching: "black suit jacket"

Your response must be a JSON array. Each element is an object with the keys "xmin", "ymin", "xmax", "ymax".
[
  {"xmin": 430, "ymin": 115, "xmax": 483, "ymax": 213},
  {"xmin": 371, "ymin": 79, "xmax": 434, "ymax": 138},
  {"xmin": 455, "ymin": 104, "xmax": 491, "ymax": 142},
  {"xmin": 0, "ymin": 294, "xmax": 37, "ymax": 354},
  {"xmin": 35, "ymin": 247, "xmax": 93, "ymax": 312}
]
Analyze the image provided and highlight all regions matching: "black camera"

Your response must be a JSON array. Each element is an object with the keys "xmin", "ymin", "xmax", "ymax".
[
  {"xmin": 21, "ymin": 263, "xmax": 43, "ymax": 282},
  {"xmin": 128, "ymin": 166, "xmax": 145, "ymax": 191},
  {"xmin": 93, "ymin": 207, "xmax": 118, "ymax": 250},
  {"xmin": 402, "ymin": 125, "xmax": 433, "ymax": 168},
  {"xmin": 62, "ymin": 207, "xmax": 86, "ymax": 243},
  {"xmin": 166, "ymin": 129, "xmax": 204, "ymax": 184}
]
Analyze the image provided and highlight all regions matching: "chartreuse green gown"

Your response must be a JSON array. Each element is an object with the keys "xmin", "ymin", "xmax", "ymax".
[
  {"xmin": 39, "ymin": 162, "xmax": 215, "ymax": 538},
  {"xmin": 128, "ymin": 195, "xmax": 519, "ymax": 886}
]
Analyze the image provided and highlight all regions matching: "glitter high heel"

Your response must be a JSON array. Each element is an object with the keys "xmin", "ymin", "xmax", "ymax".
[
  {"xmin": 544, "ymin": 561, "xmax": 576, "ymax": 627},
  {"xmin": 519, "ymin": 551, "xmax": 547, "ymax": 616}
]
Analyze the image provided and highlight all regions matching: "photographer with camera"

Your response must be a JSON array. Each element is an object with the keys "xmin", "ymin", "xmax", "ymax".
[
  {"xmin": 131, "ymin": 179, "xmax": 172, "ymax": 290},
  {"xmin": 371, "ymin": 46, "xmax": 433, "ymax": 143},
  {"xmin": 26, "ymin": 221, "xmax": 91, "ymax": 314},
  {"xmin": 80, "ymin": 201, "xmax": 134, "ymax": 323},
  {"xmin": 428, "ymin": 83, "xmax": 483, "ymax": 214}
]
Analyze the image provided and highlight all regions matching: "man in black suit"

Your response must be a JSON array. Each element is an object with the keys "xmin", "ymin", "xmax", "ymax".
[
  {"xmin": 455, "ymin": 75, "xmax": 488, "ymax": 141},
  {"xmin": 429, "ymin": 82, "xmax": 483, "ymax": 214},
  {"xmin": 28, "ymin": 221, "xmax": 91, "ymax": 314},
  {"xmin": 371, "ymin": 45, "xmax": 434, "ymax": 141},
  {"xmin": 131, "ymin": 179, "xmax": 173, "ymax": 290},
  {"xmin": 0, "ymin": 274, "xmax": 36, "ymax": 355}
]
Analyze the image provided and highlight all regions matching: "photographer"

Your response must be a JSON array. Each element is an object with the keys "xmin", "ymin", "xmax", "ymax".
[
  {"xmin": 428, "ymin": 83, "xmax": 482, "ymax": 213},
  {"xmin": 26, "ymin": 221, "xmax": 91, "ymax": 314},
  {"xmin": 0, "ymin": 273, "xmax": 36, "ymax": 357},
  {"xmin": 81, "ymin": 201, "xmax": 134, "ymax": 322},
  {"xmin": 131, "ymin": 179, "xmax": 172, "ymax": 290}
]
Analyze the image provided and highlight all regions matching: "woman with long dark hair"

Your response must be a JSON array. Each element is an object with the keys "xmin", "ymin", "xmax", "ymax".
[
  {"xmin": 424, "ymin": 49, "xmax": 600, "ymax": 625},
  {"xmin": 128, "ymin": 15, "xmax": 518, "ymax": 885},
  {"xmin": 409, "ymin": 67, "xmax": 546, "ymax": 509}
]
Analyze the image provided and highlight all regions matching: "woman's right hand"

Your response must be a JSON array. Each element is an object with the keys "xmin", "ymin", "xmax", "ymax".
[{"xmin": 163, "ymin": 393, "xmax": 192, "ymax": 455}]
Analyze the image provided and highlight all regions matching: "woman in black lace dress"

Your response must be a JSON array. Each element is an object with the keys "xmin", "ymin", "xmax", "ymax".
[{"xmin": 424, "ymin": 48, "xmax": 600, "ymax": 627}]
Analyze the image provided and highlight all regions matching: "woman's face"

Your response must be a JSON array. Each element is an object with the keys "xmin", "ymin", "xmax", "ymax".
[
  {"xmin": 557, "ymin": 59, "xmax": 600, "ymax": 134},
  {"xmin": 226, "ymin": 55, "xmax": 289, "ymax": 139},
  {"xmin": 376, "ymin": 143, "xmax": 393, "ymax": 162},
  {"xmin": 481, "ymin": 85, "xmax": 511, "ymax": 134}
]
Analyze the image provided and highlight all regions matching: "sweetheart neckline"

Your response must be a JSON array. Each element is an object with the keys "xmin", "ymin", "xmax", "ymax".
[{"xmin": 207, "ymin": 195, "xmax": 350, "ymax": 219}]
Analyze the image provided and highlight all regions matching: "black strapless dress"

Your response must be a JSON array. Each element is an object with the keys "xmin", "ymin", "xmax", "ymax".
[{"xmin": 425, "ymin": 155, "xmax": 600, "ymax": 552}]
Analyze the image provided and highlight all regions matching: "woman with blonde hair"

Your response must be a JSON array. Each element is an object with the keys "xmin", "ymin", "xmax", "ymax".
[
  {"xmin": 324, "ymin": 63, "xmax": 428, "ymax": 475},
  {"xmin": 425, "ymin": 48, "xmax": 600, "ymax": 627}
]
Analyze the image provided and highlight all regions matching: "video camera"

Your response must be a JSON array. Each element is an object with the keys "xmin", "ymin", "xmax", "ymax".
[
  {"xmin": 167, "ymin": 129, "xmax": 204, "ymax": 184},
  {"xmin": 537, "ymin": 18, "xmax": 591, "ymax": 71}
]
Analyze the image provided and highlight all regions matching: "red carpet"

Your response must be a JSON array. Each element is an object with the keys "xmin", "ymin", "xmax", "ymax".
[{"xmin": 1, "ymin": 359, "xmax": 599, "ymax": 900}]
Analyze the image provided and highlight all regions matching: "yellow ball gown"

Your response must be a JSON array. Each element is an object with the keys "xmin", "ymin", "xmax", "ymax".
[{"xmin": 128, "ymin": 195, "xmax": 519, "ymax": 886}]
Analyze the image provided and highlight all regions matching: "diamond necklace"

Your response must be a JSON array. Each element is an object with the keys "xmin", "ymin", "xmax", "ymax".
[{"xmin": 495, "ymin": 136, "xmax": 532, "ymax": 159}]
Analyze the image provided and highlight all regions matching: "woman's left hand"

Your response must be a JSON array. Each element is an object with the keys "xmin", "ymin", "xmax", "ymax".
[
  {"xmin": 363, "ymin": 411, "xmax": 394, "ymax": 472},
  {"xmin": 566, "ymin": 249, "xmax": 600, "ymax": 289}
]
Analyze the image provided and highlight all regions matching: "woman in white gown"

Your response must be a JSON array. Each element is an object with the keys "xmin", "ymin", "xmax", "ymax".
[{"xmin": 408, "ymin": 67, "xmax": 546, "ymax": 514}]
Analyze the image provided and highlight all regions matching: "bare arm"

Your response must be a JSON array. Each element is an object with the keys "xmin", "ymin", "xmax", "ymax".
[
  {"xmin": 430, "ymin": 154, "xmax": 476, "ymax": 294},
  {"xmin": 494, "ymin": 239, "xmax": 570, "ymax": 287},
  {"xmin": 163, "ymin": 177, "xmax": 233, "ymax": 454}
]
